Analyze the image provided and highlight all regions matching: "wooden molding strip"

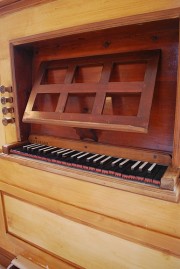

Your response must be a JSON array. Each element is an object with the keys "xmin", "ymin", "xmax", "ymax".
[
  {"xmin": 10, "ymin": 8, "xmax": 180, "ymax": 46},
  {"xmin": 0, "ymin": 0, "xmax": 52, "ymax": 16}
]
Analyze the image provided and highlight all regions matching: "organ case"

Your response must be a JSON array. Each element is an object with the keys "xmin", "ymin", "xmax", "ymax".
[{"xmin": 1, "ymin": 18, "xmax": 180, "ymax": 202}]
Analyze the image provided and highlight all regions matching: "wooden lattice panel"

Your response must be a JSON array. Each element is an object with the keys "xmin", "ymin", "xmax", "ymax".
[{"xmin": 23, "ymin": 50, "xmax": 160, "ymax": 133}]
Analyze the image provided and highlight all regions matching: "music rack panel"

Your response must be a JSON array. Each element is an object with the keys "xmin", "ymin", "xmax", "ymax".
[{"xmin": 23, "ymin": 50, "xmax": 160, "ymax": 133}]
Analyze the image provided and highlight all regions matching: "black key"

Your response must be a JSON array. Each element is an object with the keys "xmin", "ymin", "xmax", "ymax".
[
  {"xmin": 38, "ymin": 146, "xmax": 53, "ymax": 154},
  {"xmin": 93, "ymin": 155, "xmax": 106, "ymax": 164},
  {"xmin": 86, "ymin": 153, "xmax": 99, "ymax": 162},
  {"xmin": 57, "ymin": 149, "xmax": 71, "ymax": 156},
  {"xmin": 111, "ymin": 158, "xmax": 123, "ymax": 167},
  {"xmin": 76, "ymin": 152, "xmax": 90, "ymax": 161},
  {"xmin": 119, "ymin": 159, "xmax": 130, "ymax": 168},
  {"xmin": 62, "ymin": 150, "xmax": 76, "ymax": 157},
  {"xmin": 51, "ymin": 148, "xmax": 65, "ymax": 156},
  {"xmin": 42, "ymin": 146, "xmax": 57, "ymax": 155},
  {"xmin": 131, "ymin": 160, "xmax": 141, "ymax": 171},
  {"xmin": 71, "ymin": 151, "xmax": 84, "ymax": 159},
  {"xmin": 100, "ymin": 156, "xmax": 112, "ymax": 165},
  {"xmin": 29, "ymin": 145, "xmax": 48, "ymax": 153}
]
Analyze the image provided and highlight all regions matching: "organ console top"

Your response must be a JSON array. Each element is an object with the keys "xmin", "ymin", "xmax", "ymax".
[{"xmin": 1, "ymin": 17, "xmax": 180, "ymax": 202}]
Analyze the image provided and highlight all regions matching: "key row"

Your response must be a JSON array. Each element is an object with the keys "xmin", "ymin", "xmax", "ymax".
[{"xmin": 22, "ymin": 143, "xmax": 158, "ymax": 174}]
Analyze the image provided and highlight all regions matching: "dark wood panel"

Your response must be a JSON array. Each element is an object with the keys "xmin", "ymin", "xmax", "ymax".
[
  {"xmin": 11, "ymin": 18, "xmax": 178, "ymax": 153},
  {"xmin": 0, "ymin": 247, "xmax": 14, "ymax": 267},
  {"xmin": 23, "ymin": 50, "xmax": 159, "ymax": 133}
]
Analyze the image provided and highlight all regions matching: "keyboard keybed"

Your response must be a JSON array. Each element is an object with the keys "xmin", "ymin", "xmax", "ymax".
[{"xmin": 10, "ymin": 143, "xmax": 168, "ymax": 186}]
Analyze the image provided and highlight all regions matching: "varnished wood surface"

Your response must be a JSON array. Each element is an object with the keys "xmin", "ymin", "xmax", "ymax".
[
  {"xmin": 28, "ymin": 134, "xmax": 171, "ymax": 164},
  {"xmin": 0, "ymin": 157, "xmax": 179, "ymax": 239},
  {"xmin": 0, "ymin": 0, "xmax": 52, "ymax": 16},
  {"xmin": 23, "ymin": 50, "xmax": 159, "ymax": 133},
  {"xmin": 0, "ymin": 247, "xmax": 14, "ymax": 268},
  {"xmin": 0, "ymin": 158, "xmax": 180, "ymax": 268},
  {"xmin": 3, "ymin": 194, "xmax": 180, "ymax": 269},
  {"xmin": 1, "ymin": 1, "xmax": 180, "ymax": 268},
  {"xmin": 0, "ymin": 1, "xmax": 179, "ymax": 147},
  {"xmin": 173, "ymin": 22, "xmax": 180, "ymax": 167},
  {"xmin": 11, "ymin": 19, "xmax": 178, "ymax": 155},
  {"xmin": 1, "ymin": 153, "xmax": 178, "ymax": 202}
]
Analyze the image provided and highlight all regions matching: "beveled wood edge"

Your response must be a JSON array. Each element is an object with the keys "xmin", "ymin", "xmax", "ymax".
[
  {"xmin": 0, "ymin": 0, "xmax": 53, "ymax": 16},
  {"xmin": 0, "ymin": 153, "xmax": 178, "ymax": 202},
  {"xmin": 2, "ymin": 141, "xmax": 28, "ymax": 154},
  {"xmin": 161, "ymin": 165, "xmax": 180, "ymax": 191},
  {"xmin": 9, "ymin": 8, "xmax": 180, "ymax": 46},
  {"xmin": 28, "ymin": 134, "xmax": 172, "ymax": 165},
  {"xmin": 23, "ymin": 113, "xmax": 148, "ymax": 133}
]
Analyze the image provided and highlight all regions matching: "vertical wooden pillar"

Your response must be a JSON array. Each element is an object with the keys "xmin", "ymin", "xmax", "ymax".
[{"xmin": 172, "ymin": 18, "xmax": 180, "ymax": 168}]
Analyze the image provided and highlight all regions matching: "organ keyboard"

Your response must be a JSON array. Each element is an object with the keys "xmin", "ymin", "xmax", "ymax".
[{"xmin": 10, "ymin": 143, "xmax": 167, "ymax": 187}]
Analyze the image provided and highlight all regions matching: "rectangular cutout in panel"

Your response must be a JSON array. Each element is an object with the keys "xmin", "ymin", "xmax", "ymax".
[
  {"xmin": 110, "ymin": 62, "xmax": 146, "ymax": 82},
  {"xmin": 42, "ymin": 67, "xmax": 68, "ymax": 84},
  {"xmin": 64, "ymin": 93, "xmax": 96, "ymax": 114},
  {"xmin": 32, "ymin": 93, "xmax": 60, "ymax": 112},
  {"xmin": 103, "ymin": 93, "xmax": 141, "ymax": 116},
  {"xmin": 73, "ymin": 65, "xmax": 103, "ymax": 83}
]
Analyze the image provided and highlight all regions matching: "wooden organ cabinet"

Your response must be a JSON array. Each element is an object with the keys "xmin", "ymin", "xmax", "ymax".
[{"xmin": 0, "ymin": 1, "xmax": 180, "ymax": 268}]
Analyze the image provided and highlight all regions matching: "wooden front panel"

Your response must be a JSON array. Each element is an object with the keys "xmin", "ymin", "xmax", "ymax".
[
  {"xmin": 0, "ymin": 157, "xmax": 180, "ymax": 240},
  {"xmin": 3, "ymin": 194, "xmax": 180, "ymax": 269}
]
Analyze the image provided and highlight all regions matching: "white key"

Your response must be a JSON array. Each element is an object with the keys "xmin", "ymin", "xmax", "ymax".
[
  {"xmin": 51, "ymin": 148, "xmax": 65, "ymax": 155},
  {"xmin": 29, "ymin": 145, "xmax": 46, "ymax": 151},
  {"xmin": 43, "ymin": 146, "xmax": 57, "ymax": 154},
  {"xmin": 148, "ymin": 163, "xmax": 156, "ymax": 173},
  {"xmin": 131, "ymin": 160, "xmax": 141, "ymax": 171},
  {"xmin": 71, "ymin": 151, "xmax": 84, "ymax": 159},
  {"xmin": 23, "ymin": 143, "xmax": 40, "ymax": 150},
  {"xmin": 111, "ymin": 158, "xmax": 122, "ymax": 167},
  {"xmin": 119, "ymin": 159, "xmax": 129, "ymax": 167},
  {"xmin": 86, "ymin": 154, "xmax": 99, "ymax": 162},
  {"xmin": 77, "ymin": 152, "xmax": 89, "ymax": 160},
  {"xmin": 57, "ymin": 149, "xmax": 71, "ymax": 156},
  {"xmin": 26, "ymin": 145, "xmax": 46, "ymax": 152},
  {"xmin": 139, "ymin": 161, "xmax": 148, "ymax": 171},
  {"xmin": 93, "ymin": 155, "xmax": 105, "ymax": 163},
  {"xmin": 100, "ymin": 156, "xmax": 112, "ymax": 165},
  {"xmin": 62, "ymin": 150, "xmax": 76, "ymax": 157},
  {"xmin": 39, "ymin": 146, "xmax": 53, "ymax": 153}
]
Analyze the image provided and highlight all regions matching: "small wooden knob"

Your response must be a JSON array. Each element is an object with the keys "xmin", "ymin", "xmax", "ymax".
[
  {"xmin": 2, "ymin": 107, "xmax": 14, "ymax": 114},
  {"xmin": 1, "ymin": 96, "xmax": 13, "ymax": 104},
  {"xmin": 2, "ymin": 117, "xmax": 15, "ymax": 126},
  {"xmin": 0, "ymin": 85, "xmax": 12, "ymax": 93}
]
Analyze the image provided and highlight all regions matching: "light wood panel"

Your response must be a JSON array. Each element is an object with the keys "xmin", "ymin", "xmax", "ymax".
[
  {"xmin": 0, "ymin": 193, "xmax": 78, "ymax": 268},
  {"xmin": 3, "ymin": 195, "xmax": 180, "ymax": 269},
  {"xmin": 0, "ymin": 180, "xmax": 179, "ymax": 258},
  {"xmin": 0, "ymin": 0, "xmax": 52, "ymax": 16},
  {"xmin": 0, "ymin": 157, "xmax": 180, "ymax": 239}
]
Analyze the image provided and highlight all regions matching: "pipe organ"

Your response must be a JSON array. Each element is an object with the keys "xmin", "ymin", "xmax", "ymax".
[{"xmin": 0, "ymin": 1, "xmax": 180, "ymax": 268}]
